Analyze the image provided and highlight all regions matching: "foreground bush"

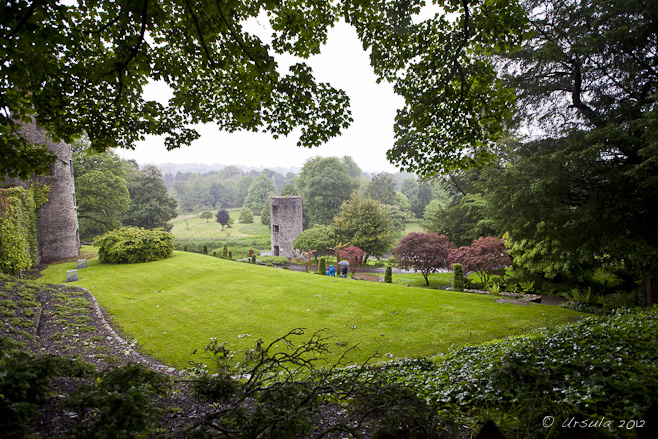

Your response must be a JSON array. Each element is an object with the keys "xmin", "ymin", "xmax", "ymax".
[
  {"xmin": 0, "ymin": 337, "xmax": 94, "ymax": 434},
  {"xmin": 94, "ymin": 227, "xmax": 174, "ymax": 264},
  {"xmin": 63, "ymin": 363, "xmax": 169, "ymax": 439},
  {"xmin": 187, "ymin": 329, "xmax": 453, "ymax": 438},
  {"xmin": 377, "ymin": 308, "xmax": 658, "ymax": 438}
]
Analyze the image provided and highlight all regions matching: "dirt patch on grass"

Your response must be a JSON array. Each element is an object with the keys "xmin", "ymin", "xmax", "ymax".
[
  {"xmin": 496, "ymin": 298, "xmax": 532, "ymax": 306},
  {"xmin": 351, "ymin": 273, "xmax": 383, "ymax": 282}
]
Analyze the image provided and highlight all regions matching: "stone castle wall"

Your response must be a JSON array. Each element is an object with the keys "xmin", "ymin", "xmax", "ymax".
[
  {"xmin": 3, "ymin": 122, "xmax": 80, "ymax": 263},
  {"xmin": 270, "ymin": 196, "xmax": 303, "ymax": 259}
]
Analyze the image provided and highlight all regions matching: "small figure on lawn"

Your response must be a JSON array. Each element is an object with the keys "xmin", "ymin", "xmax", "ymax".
[
  {"xmin": 342, "ymin": 265, "xmax": 348, "ymax": 278},
  {"xmin": 329, "ymin": 265, "xmax": 336, "ymax": 277}
]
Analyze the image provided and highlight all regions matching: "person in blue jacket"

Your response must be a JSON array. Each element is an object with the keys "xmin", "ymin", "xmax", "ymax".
[{"xmin": 329, "ymin": 265, "xmax": 336, "ymax": 277}]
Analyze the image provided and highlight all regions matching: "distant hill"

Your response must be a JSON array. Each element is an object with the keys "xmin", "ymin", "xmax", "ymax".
[{"xmin": 155, "ymin": 162, "xmax": 301, "ymax": 176}]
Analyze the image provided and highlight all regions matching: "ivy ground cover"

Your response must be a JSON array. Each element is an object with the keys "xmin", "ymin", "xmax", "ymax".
[
  {"xmin": 38, "ymin": 251, "xmax": 583, "ymax": 369},
  {"xmin": 373, "ymin": 308, "xmax": 658, "ymax": 438}
]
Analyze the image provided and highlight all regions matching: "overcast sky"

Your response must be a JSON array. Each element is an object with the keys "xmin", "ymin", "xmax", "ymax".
[{"xmin": 116, "ymin": 19, "xmax": 406, "ymax": 174}]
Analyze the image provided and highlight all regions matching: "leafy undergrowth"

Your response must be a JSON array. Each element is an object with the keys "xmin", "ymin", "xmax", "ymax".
[{"xmin": 372, "ymin": 308, "xmax": 658, "ymax": 438}]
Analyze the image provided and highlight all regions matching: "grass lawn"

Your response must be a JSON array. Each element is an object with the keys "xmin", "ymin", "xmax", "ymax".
[
  {"xmin": 172, "ymin": 209, "xmax": 270, "ymax": 240},
  {"xmin": 401, "ymin": 220, "xmax": 424, "ymax": 235},
  {"xmin": 39, "ymin": 252, "xmax": 583, "ymax": 369}
]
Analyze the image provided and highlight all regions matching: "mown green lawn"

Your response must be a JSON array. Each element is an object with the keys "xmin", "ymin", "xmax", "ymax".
[
  {"xmin": 171, "ymin": 209, "xmax": 270, "ymax": 240},
  {"xmin": 39, "ymin": 252, "xmax": 583, "ymax": 369},
  {"xmin": 401, "ymin": 220, "xmax": 424, "ymax": 235}
]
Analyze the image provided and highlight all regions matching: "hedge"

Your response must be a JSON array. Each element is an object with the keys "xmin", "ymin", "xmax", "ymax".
[
  {"xmin": 0, "ymin": 186, "xmax": 47, "ymax": 274},
  {"xmin": 94, "ymin": 227, "xmax": 174, "ymax": 264}
]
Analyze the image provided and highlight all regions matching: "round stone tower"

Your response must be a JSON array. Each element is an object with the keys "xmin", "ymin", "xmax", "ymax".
[
  {"xmin": 270, "ymin": 196, "xmax": 303, "ymax": 259},
  {"xmin": 3, "ymin": 122, "xmax": 80, "ymax": 263}
]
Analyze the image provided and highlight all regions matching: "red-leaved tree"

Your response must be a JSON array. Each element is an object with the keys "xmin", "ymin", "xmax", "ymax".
[
  {"xmin": 449, "ymin": 236, "xmax": 512, "ymax": 285},
  {"xmin": 341, "ymin": 246, "xmax": 366, "ymax": 275},
  {"xmin": 392, "ymin": 232, "xmax": 454, "ymax": 286}
]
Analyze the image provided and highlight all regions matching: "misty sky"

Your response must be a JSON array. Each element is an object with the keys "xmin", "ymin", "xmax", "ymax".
[{"xmin": 117, "ymin": 20, "xmax": 406, "ymax": 174}]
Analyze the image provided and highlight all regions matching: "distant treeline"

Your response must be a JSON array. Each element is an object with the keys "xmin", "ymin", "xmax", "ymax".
[
  {"xmin": 165, "ymin": 166, "xmax": 295, "ymax": 212},
  {"xmin": 163, "ymin": 156, "xmax": 451, "ymax": 227}
]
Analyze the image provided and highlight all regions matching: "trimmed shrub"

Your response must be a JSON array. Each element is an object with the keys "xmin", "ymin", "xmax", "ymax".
[
  {"xmin": 251, "ymin": 254, "xmax": 257, "ymax": 264},
  {"xmin": 222, "ymin": 244, "xmax": 228, "ymax": 258},
  {"xmin": 228, "ymin": 251, "xmax": 232, "ymax": 259},
  {"xmin": 94, "ymin": 227, "xmax": 174, "ymax": 264},
  {"xmin": 239, "ymin": 207, "xmax": 253, "ymax": 224},
  {"xmin": 452, "ymin": 263, "xmax": 465, "ymax": 292},
  {"xmin": 257, "ymin": 256, "xmax": 289, "ymax": 265},
  {"xmin": 261, "ymin": 201, "xmax": 270, "ymax": 225},
  {"xmin": 384, "ymin": 265, "xmax": 393, "ymax": 283},
  {"xmin": 183, "ymin": 244, "xmax": 188, "ymax": 252},
  {"xmin": 318, "ymin": 257, "xmax": 326, "ymax": 275},
  {"xmin": 202, "ymin": 244, "xmax": 208, "ymax": 255}
]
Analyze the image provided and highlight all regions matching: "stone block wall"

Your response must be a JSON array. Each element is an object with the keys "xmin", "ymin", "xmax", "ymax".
[
  {"xmin": 2, "ymin": 122, "xmax": 80, "ymax": 263},
  {"xmin": 270, "ymin": 196, "xmax": 303, "ymax": 259}
]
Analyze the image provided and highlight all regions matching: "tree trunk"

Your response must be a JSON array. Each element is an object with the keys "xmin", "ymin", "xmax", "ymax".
[{"xmin": 642, "ymin": 265, "xmax": 658, "ymax": 307}]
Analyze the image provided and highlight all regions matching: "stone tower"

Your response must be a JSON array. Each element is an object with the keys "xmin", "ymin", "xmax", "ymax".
[
  {"xmin": 3, "ymin": 122, "xmax": 80, "ymax": 263},
  {"xmin": 270, "ymin": 196, "xmax": 303, "ymax": 259}
]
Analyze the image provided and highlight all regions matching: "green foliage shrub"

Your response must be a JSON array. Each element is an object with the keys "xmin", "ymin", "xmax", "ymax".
[
  {"xmin": 94, "ymin": 227, "xmax": 174, "ymax": 264},
  {"xmin": 63, "ymin": 363, "xmax": 170, "ymax": 439},
  {"xmin": 190, "ymin": 362, "xmax": 237, "ymax": 399},
  {"xmin": 222, "ymin": 244, "xmax": 228, "ymax": 258},
  {"xmin": 560, "ymin": 301, "xmax": 603, "ymax": 314},
  {"xmin": 318, "ymin": 257, "xmax": 326, "ymax": 275},
  {"xmin": 202, "ymin": 244, "xmax": 208, "ymax": 255},
  {"xmin": 598, "ymin": 290, "xmax": 640, "ymax": 309},
  {"xmin": 261, "ymin": 201, "xmax": 270, "ymax": 225},
  {"xmin": 239, "ymin": 207, "xmax": 254, "ymax": 224},
  {"xmin": 0, "ymin": 337, "xmax": 94, "ymax": 433},
  {"xmin": 257, "ymin": 256, "xmax": 288, "ymax": 265},
  {"xmin": 560, "ymin": 287, "xmax": 642, "ymax": 314},
  {"xmin": 228, "ymin": 251, "xmax": 232, "ymax": 259},
  {"xmin": 0, "ymin": 187, "xmax": 39, "ymax": 274},
  {"xmin": 452, "ymin": 263, "xmax": 465, "ymax": 292},
  {"xmin": 384, "ymin": 266, "xmax": 392, "ymax": 283},
  {"xmin": 251, "ymin": 254, "xmax": 257, "ymax": 264},
  {"xmin": 183, "ymin": 244, "xmax": 188, "ymax": 252}
]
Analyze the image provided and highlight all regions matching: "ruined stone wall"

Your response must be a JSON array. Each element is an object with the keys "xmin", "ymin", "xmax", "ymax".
[
  {"xmin": 270, "ymin": 196, "xmax": 303, "ymax": 259},
  {"xmin": 3, "ymin": 122, "xmax": 80, "ymax": 263}
]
